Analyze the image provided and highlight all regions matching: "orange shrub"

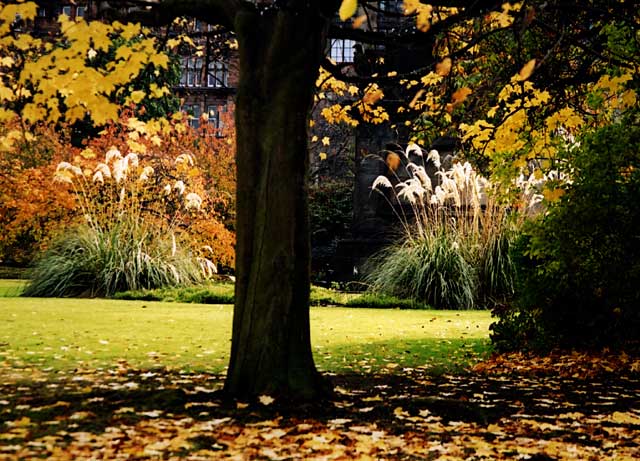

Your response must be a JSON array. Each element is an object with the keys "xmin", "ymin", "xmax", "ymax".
[
  {"xmin": 0, "ymin": 121, "xmax": 76, "ymax": 265},
  {"xmin": 0, "ymin": 111, "xmax": 237, "ymax": 270}
]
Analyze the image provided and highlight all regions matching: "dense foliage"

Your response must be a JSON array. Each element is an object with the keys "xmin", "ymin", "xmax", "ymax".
[
  {"xmin": 309, "ymin": 178, "xmax": 353, "ymax": 282},
  {"xmin": 365, "ymin": 151, "xmax": 519, "ymax": 309},
  {"xmin": 492, "ymin": 116, "xmax": 640, "ymax": 351},
  {"xmin": 0, "ymin": 112, "xmax": 236, "ymax": 272}
]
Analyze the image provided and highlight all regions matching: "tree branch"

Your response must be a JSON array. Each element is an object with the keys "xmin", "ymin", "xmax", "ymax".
[{"xmin": 100, "ymin": 0, "xmax": 247, "ymax": 30}]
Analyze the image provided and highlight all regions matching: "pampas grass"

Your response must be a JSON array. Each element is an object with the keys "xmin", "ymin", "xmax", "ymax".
[
  {"xmin": 25, "ymin": 148, "xmax": 211, "ymax": 297},
  {"xmin": 365, "ymin": 144, "xmax": 520, "ymax": 309}
]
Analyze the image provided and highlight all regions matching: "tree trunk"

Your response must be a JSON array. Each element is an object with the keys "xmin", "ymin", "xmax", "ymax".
[{"xmin": 224, "ymin": 8, "xmax": 331, "ymax": 400}]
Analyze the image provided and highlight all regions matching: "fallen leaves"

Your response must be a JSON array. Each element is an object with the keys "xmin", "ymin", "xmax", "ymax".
[
  {"xmin": 1, "ymin": 351, "xmax": 639, "ymax": 460},
  {"xmin": 472, "ymin": 350, "xmax": 640, "ymax": 379}
]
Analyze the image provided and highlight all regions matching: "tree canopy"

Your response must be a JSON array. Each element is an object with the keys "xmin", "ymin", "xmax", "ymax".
[{"xmin": 2, "ymin": 0, "xmax": 638, "ymax": 400}]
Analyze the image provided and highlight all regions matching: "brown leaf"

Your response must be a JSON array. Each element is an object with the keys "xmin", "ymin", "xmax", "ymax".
[
  {"xmin": 436, "ymin": 58, "xmax": 452, "ymax": 77},
  {"xmin": 517, "ymin": 59, "xmax": 536, "ymax": 81}
]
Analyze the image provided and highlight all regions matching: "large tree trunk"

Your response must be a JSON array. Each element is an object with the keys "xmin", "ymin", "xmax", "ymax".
[{"xmin": 224, "ymin": 7, "xmax": 331, "ymax": 400}]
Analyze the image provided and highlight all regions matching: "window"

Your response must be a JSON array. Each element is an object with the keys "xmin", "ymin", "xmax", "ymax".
[
  {"xmin": 180, "ymin": 57, "xmax": 228, "ymax": 88},
  {"xmin": 180, "ymin": 57, "xmax": 204, "ymax": 87},
  {"xmin": 183, "ymin": 104, "xmax": 201, "ymax": 128},
  {"xmin": 194, "ymin": 20, "xmax": 210, "ymax": 32},
  {"xmin": 76, "ymin": 6, "xmax": 86, "ymax": 18},
  {"xmin": 329, "ymin": 39, "xmax": 356, "ymax": 63},
  {"xmin": 207, "ymin": 61, "xmax": 228, "ymax": 88},
  {"xmin": 37, "ymin": 7, "xmax": 46, "ymax": 17},
  {"xmin": 379, "ymin": 1, "xmax": 402, "ymax": 13},
  {"xmin": 206, "ymin": 106, "xmax": 220, "ymax": 128},
  {"xmin": 62, "ymin": 6, "xmax": 72, "ymax": 16},
  {"xmin": 206, "ymin": 105, "xmax": 228, "ymax": 135}
]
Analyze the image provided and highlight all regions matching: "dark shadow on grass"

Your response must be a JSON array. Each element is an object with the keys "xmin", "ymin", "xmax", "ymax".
[{"xmin": 2, "ymin": 367, "xmax": 639, "ymax": 446}]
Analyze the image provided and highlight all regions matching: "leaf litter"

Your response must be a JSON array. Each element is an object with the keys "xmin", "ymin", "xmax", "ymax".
[{"xmin": 0, "ymin": 351, "xmax": 639, "ymax": 460}]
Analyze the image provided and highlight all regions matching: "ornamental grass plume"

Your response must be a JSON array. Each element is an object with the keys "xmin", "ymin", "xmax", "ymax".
[
  {"xmin": 366, "ymin": 148, "xmax": 523, "ymax": 309},
  {"xmin": 24, "ymin": 148, "xmax": 214, "ymax": 297}
]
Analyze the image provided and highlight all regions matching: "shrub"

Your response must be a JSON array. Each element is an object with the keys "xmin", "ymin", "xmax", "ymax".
[
  {"xmin": 309, "ymin": 178, "xmax": 353, "ymax": 282},
  {"xmin": 23, "ymin": 223, "xmax": 203, "ymax": 297},
  {"xmin": 491, "ymin": 117, "xmax": 640, "ymax": 351},
  {"xmin": 0, "ymin": 121, "xmax": 77, "ymax": 265},
  {"xmin": 365, "ymin": 146, "xmax": 521, "ymax": 309},
  {"xmin": 23, "ymin": 147, "xmax": 212, "ymax": 297},
  {"xmin": 0, "ymin": 111, "xmax": 236, "ymax": 269},
  {"xmin": 366, "ymin": 232, "xmax": 475, "ymax": 309}
]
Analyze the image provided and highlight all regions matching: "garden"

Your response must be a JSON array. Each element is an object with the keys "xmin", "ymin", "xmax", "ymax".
[{"xmin": 1, "ymin": 0, "xmax": 640, "ymax": 459}]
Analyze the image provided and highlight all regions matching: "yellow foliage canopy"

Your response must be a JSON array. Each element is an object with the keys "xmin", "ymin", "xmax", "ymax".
[{"xmin": 0, "ymin": 2, "xmax": 170, "ymax": 150}]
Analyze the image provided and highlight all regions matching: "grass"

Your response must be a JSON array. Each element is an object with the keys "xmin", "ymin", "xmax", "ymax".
[
  {"xmin": 0, "ymin": 279, "xmax": 27, "ymax": 297},
  {"xmin": 113, "ymin": 283, "xmax": 429, "ymax": 309},
  {"xmin": 0, "ymin": 297, "xmax": 491, "ymax": 376}
]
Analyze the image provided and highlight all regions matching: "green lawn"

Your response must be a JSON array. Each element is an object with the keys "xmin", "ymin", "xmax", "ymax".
[
  {"xmin": 0, "ymin": 279, "xmax": 27, "ymax": 297},
  {"xmin": 0, "ymin": 296, "xmax": 492, "ymax": 377}
]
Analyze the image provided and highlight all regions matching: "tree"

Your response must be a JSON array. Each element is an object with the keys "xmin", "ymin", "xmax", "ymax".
[
  {"xmin": 4, "ymin": 0, "xmax": 637, "ymax": 400},
  {"xmin": 163, "ymin": 0, "xmax": 636, "ymax": 399}
]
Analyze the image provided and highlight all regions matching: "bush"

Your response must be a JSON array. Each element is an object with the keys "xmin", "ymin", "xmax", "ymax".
[
  {"xmin": 23, "ymin": 147, "xmax": 213, "ymax": 297},
  {"xmin": 365, "ymin": 148, "xmax": 520, "ymax": 309},
  {"xmin": 23, "ymin": 224, "xmax": 203, "ymax": 297},
  {"xmin": 491, "ymin": 118, "xmax": 640, "ymax": 351},
  {"xmin": 309, "ymin": 178, "xmax": 353, "ymax": 283},
  {"xmin": 366, "ymin": 232, "xmax": 476, "ymax": 309},
  {"xmin": 0, "ymin": 111, "xmax": 236, "ymax": 269}
]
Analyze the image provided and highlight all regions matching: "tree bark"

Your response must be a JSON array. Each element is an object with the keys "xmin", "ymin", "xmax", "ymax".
[{"xmin": 224, "ymin": 7, "xmax": 331, "ymax": 400}]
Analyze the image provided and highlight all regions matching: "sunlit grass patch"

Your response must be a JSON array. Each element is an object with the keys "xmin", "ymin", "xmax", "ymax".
[
  {"xmin": 0, "ymin": 279, "xmax": 26, "ymax": 297},
  {"xmin": 0, "ymin": 298, "xmax": 491, "ymax": 378}
]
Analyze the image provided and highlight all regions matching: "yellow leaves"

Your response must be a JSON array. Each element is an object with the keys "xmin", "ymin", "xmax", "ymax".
[
  {"xmin": 0, "ymin": 83, "xmax": 14, "ymax": 102},
  {"xmin": 10, "ymin": 33, "xmax": 38, "ymax": 51},
  {"xmin": 129, "ymin": 90, "xmax": 146, "ymax": 104},
  {"xmin": 1, "ymin": 10, "xmax": 170, "ymax": 129},
  {"xmin": 545, "ymin": 107, "xmax": 584, "ymax": 131},
  {"xmin": 339, "ymin": 0, "xmax": 358, "ymax": 21},
  {"xmin": 115, "ymin": 46, "xmax": 134, "ymax": 62},
  {"xmin": 620, "ymin": 89, "xmax": 637, "ymax": 108},
  {"xmin": 526, "ymin": 88, "xmax": 551, "ymax": 107},
  {"xmin": 321, "ymin": 136, "xmax": 330, "ymax": 146},
  {"xmin": 22, "ymin": 103, "xmax": 47, "ymax": 123},
  {"xmin": 88, "ymin": 101, "xmax": 119, "ymax": 126},
  {"xmin": 595, "ymin": 73, "xmax": 632, "ymax": 94},
  {"xmin": 404, "ymin": 0, "xmax": 433, "ymax": 32},
  {"xmin": 0, "ymin": 2, "xmax": 37, "ymax": 35},
  {"xmin": 487, "ymin": 2, "xmax": 522, "ymax": 28},
  {"xmin": 316, "ymin": 67, "xmax": 349, "ymax": 96},
  {"xmin": 436, "ymin": 57, "xmax": 452, "ymax": 77},
  {"xmin": 516, "ymin": 59, "xmax": 536, "ymax": 81},
  {"xmin": 362, "ymin": 83, "xmax": 384, "ymax": 105},
  {"xmin": 127, "ymin": 117, "xmax": 148, "ymax": 135},
  {"xmin": 542, "ymin": 186, "xmax": 565, "ymax": 202},
  {"xmin": 117, "ymin": 21, "xmax": 142, "ymax": 41},
  {"xmin": 149, "ymin": 83, "xmax": 170, "ymax": 99},
  {"xmin": 321, "ymin": 104, "xmax": 358, "ymax": 127},
  {"xmin": 319, "ymin": 152, "xmax": 327, "ymax": 161},
  {"xmin": 127, "ymin": 139, "xmax": 148, "ymax": 154},
  {"xmin": 421, "ymin": 72, "xmax": 443, "ymax": 86},
  {"xmin": 81, "ymin": 148, "xmax": 97, "ymax": 160},
  {"xmin": 149, "ymin": 52, "xmax": 169, "ymax": 69}
]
